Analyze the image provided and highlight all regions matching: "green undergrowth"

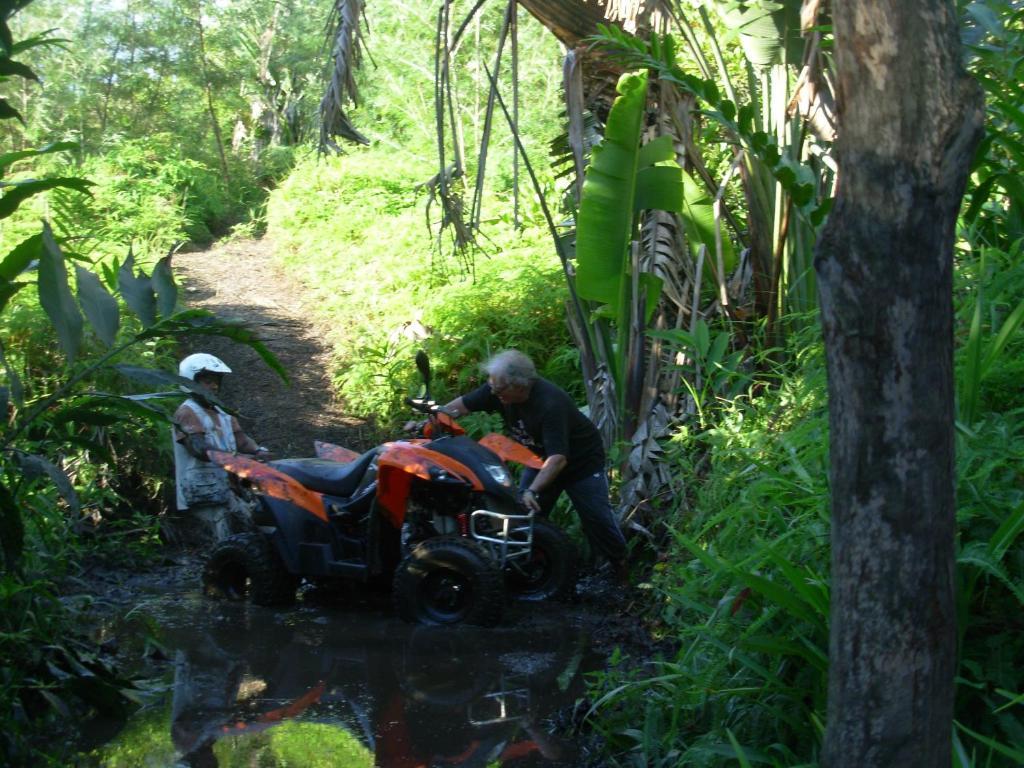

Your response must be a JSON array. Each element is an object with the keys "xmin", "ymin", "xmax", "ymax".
[
  {"xmin": 266, "ymin": 148, "xmax": 577, "ymax": 424},
  {"xmin": 5, "ymin": 135, "xmax": 295, "ymax": 267},
  {"xmin": 589, "ymin": 310, "xmax": 1024, "ymax": 765}
]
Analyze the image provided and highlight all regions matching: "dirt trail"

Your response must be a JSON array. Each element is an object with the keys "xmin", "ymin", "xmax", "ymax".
[{"xmin": 173, "ymin": 238, "xmax": 376, "ymax": 457}]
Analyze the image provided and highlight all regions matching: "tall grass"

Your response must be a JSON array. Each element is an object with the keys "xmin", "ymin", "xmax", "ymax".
[
  {"xmin": 587, "ymin": 322, "xmax": 830, "ymax": 766},
  {"xmin": 588, "ymin": 289, "xmax": 1023, "ymax": 764}
]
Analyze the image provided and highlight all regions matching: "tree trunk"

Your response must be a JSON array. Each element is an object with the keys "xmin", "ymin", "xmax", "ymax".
[
  {"xmin": 815, "ymin": 2, "xmax": 983, "ymax": 766},
  {"xmin": 516, "ymin": 0, "xmax": 608, "ymax": 46}
]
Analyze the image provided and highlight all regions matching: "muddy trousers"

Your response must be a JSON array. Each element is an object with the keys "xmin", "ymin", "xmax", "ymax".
[
  {"xmin": 520, "ymin": 468, "xmax": 627, "ymax": 564},
  {"xmin": 187, "ymin": 494, "xmax": 256, "ymax": 544}
]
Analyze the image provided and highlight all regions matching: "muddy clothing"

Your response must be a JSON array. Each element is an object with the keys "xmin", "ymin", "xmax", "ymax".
[
  {"xmin": 172, "ymin": 399, "xmax": 258, "ymax": 542},
  {"xmin": 462, "ymin": 378, "xmax": 605, "ymax": 484},
  {"xmin": 461, "ymin": 378, "xmax": 626, "ymax": 564}
]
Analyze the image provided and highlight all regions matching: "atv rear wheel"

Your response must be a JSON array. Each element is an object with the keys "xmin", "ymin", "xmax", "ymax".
[
  {"xmin": 506, "ymin": 519, "xmax": 577, "ymax": 602},
  {"xmin": 392, "ymin": 536, "xmax": 504, "ymax": 627},
  {"xmin": 202, "ymin": 533, "xmax": 298, "ymax": 606}
]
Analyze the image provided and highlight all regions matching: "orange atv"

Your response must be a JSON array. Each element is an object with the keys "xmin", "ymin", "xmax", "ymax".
[{"xmin": 201, "ymin": 352, "xmax": 576, "ymax": 626}]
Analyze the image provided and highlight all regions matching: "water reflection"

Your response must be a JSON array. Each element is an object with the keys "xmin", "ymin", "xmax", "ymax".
[{"xmin": 110, "ymin": 597, "xmax": 593, "ymax": 767}]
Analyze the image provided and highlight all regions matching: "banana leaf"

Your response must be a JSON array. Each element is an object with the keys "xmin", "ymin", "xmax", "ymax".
[{"xmin": 575, "ymin": 73, "xmax": 683, "ymax": 317}]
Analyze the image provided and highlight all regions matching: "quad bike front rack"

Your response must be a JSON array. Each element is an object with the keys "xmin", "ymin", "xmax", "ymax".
[{"xmin": 469, "ymin": 509, "xmax": 535, "ymax": 567}]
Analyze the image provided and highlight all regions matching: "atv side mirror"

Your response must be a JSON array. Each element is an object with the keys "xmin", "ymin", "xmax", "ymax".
[{"xmin": 415, "ymin": 350, "xmax": 431, "ymax": 385}]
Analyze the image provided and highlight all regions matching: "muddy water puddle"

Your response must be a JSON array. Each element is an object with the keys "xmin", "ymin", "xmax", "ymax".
[{"xmin": 87, "ymin": 587, "xmax": 603, "ymax": 767}]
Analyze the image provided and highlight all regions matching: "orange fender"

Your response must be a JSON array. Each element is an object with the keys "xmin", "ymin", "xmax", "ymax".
[
  {"xmin": 478, "ymin": 433, "xmax": 543, "ymax": 469},
  {"xmin": 208, "ymin": 451, "xmax": 329, "ymax": 523},
  {"xmin": 314, "ymin": 440, "xmax": 361, "ymax": 463},
  {"xmin": 376, "ymin": 442, "xmax": 482, "ymax": 527},
  {"xmin": 423, "ymin": 412, "xmax": 465, "ymax": 437}
]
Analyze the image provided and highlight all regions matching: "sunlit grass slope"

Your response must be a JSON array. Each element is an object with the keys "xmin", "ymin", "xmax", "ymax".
[{"xmin": 266, "ymin": 148, "xmax": 577, "ymax": 422}]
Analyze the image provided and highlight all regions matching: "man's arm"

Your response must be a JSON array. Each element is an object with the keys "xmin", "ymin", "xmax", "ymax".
[
  {"xmin": 521, "ymin": 454, "xmax": 567, "ymax": 512},
  {"xmin": 441, "ymin": 397, "xmax": 470, "ymax": 418}
]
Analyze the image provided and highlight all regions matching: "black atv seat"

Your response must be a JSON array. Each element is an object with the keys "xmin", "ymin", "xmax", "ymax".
[{"xmin": 269, "ymin": 449, "xmax": 378, "ymax": 498}]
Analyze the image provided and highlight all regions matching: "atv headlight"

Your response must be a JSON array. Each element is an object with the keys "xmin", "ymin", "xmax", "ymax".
[{"xmin": 483, "ymin": 463, "xmax": 512, "ymax": 486}]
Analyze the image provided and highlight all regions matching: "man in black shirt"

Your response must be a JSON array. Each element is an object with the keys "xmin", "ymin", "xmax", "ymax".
[{"xmin": 442, "ymin": 349, "xmax": 628, "ymax": 579}]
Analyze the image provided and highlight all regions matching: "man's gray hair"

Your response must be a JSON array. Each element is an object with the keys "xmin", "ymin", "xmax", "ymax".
[{"xmin": 483, "ymin": 349, "xmax": 537, "ymax": 388}]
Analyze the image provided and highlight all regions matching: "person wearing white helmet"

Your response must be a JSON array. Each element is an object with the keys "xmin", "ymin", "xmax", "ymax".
[{"xmin": 172, "ymin": 352, "xmax": 268, "ymax": 543}]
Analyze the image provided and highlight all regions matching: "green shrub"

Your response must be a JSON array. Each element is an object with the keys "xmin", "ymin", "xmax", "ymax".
[{"xmin": 266, "ymin": 148, "xmax": 577, "ymax": 423}]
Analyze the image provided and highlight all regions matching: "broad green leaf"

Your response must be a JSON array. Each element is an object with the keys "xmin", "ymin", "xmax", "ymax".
[
  {"xmin": 16, "ymin": 453, "xmax": 80, "ymax": 515},
  {"xmin": 634, "ymin": 165, "xmax": 684, "ymax": 212},
  {"xmin": 0, "ymin": 97, "xmax": 23, "ymax": 123},
  {"xmin": 0, "ymin": 141, "xmax": 77, "ymax": 177},
  {"xmin": 0, "ymin": 231, "xmax": 41, "ymax": 279},
  {"xmin": 37, "ymin": 690, "xmax": 70, "ymax": 717},
  {"xmin": 680, "ymin": 169, "xmax": 737, "ymax": 275},
  {"xmin": 67, "ymin": 394, "xmax": 173, "ymax": 425},
  {"xmin": 0, "ymin": 57, "xmax": 36, "ymax": 82},
  {"xmin": 0, "ymin": 275, "xmax": 23, "ymax": 314},
  {"xmin": 151, "ymin": 254, "xmax": 178, "ymax": 319},
  {"xmin": 708, "ymin": 330, "xmax": 730, "ymax": 367},
  {"xmin": 637, "ymin": 134, "xmax": 676, "ymax": 168},
  {"xmin": 0, "ymin": 177, "xmax": 93, "ymax": 218},
  {"xmin": 638, "ymin": 273, "xmax": 664, "ymax": 324},
  {"xmin": 117, "ymin": 249, "xmax": 156, "ymax": 327},
  {"xmin": 10, "ymin": 29, "xmax": 70, "ymax": 56},
  {"xmin": 695, "ymin": 319, "xmax": 711, "ymax": 356},
  {"xmin": 575, "ymin": 70, "xmax": 649, "ymax": 308},
  {"xmin": 0, "ymin": 479, "xmax": 23, "ymax": 571},
  {"xmin": 38, "ymin": 223, "xmax": 82, "ymax": 362},
  {"xmin": 137, "ymin": 310, "xmax": 289, "ymax": 384},
  {"xmin": 112, "ymin": 365, "xmax": 231, "ymax": 412},
  {"xmin": 75, "ymin": 265, "xmax": 119, "ymax": 347}
]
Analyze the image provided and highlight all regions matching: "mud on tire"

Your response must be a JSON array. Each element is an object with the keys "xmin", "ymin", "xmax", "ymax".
[
  {"xmin": 202, "ymin": 533, "xmax": 298, "ymax": 606},
  {"xmin": 392, "ymin": 536, "xmax": 504, "ymax": 627},
  {"xmin": 506, "ymin": 519, "xmax": 577, "ymax": 602}
]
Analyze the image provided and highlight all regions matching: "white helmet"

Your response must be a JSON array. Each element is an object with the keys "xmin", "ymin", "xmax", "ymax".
[{"xmin": 179, "ymin": 353, "xmax": 232, "ymax": 381}]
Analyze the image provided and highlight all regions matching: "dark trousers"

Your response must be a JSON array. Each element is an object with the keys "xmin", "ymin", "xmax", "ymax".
[{"xmin": 521, "ymin": 467, "xmax": 627, "ymax": 564}]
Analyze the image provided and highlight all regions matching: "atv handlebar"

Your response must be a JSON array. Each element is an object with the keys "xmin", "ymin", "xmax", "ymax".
[
  {"xmin": 404, "ymin": 398, "xmax": 465, "ymax": 437},
  {"xmin": 404, "ymin": 396, "xmax": 441, "ymax": 415}
]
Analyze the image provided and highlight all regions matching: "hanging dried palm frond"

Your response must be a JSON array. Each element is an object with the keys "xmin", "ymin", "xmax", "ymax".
[
  {"xmin": 618, "ymin": 400, "xmax": 678, "ymax": 524},
  {"xmin": 470, "ymin": 0, "xmax": 514, "ymax": 230},
  {"xmin": 319, "ymin": 0, "xmax": 369, "ymax": 152},
  {"xmin": 787, "ymin": 5, "xmax": 836, "ymax": 142},
  {"xmin": 561, "ymin": 47, "xmax": 588, "ymax": 204},
  {"xmin": 603, "ymin": 0, "xmax": 675, "ymax": 32},
  {"xmin": 428, "ymin": 0, "xmax": 478, "ymax": 270}
]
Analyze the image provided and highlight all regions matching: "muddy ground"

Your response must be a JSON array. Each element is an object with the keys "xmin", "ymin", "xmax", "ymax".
[{"xmin": 73, "ymin": 237, "xmax": 668, "ymax": 763}]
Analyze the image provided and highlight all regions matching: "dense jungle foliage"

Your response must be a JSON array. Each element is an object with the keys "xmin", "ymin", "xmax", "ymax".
[{"xmin": 0, "ymin": 0, "xmax": 1021, "ymax": 765}]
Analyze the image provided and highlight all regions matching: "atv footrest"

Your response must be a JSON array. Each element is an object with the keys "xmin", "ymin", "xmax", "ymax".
[{"xmin": 327, "ymin": 560, "xmax": 368, "ymax": 579}]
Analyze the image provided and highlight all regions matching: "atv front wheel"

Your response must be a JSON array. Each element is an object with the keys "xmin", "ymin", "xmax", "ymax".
[
  {"xmin": 392, "ymin": 536, "xmax": 504, "ymax": 626},
  {"xmin": 202, "ymin": 533, "xmax": 298, "ymax": 606},
  {"xmin": 506, "ymin": 519, "xmax": 577, "ymax": 602}
]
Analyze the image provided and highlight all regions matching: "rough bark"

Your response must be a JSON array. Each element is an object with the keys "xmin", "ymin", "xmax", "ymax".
[
  {"xmin": 516, "ymin": 0, "xmax": 610, "ymax": 46},
  {"xmin": 815, "ymin": 2, "xmax": 983, "ymax": 766}
]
